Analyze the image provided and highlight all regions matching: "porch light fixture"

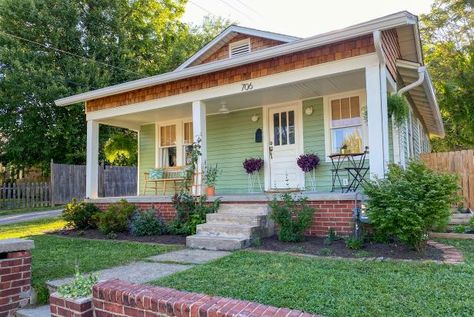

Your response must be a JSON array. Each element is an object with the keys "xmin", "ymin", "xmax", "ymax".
[
  {"xmin": 305, "ymin": 106, "xmax": 313, "ymax": 116},
  {"xmin": 218, "ymin": 102, "xmax": 230, "ymax": 114},
  {"xmin": 251, "ymin": 114, "xmax": 259, "ymax": 122}
]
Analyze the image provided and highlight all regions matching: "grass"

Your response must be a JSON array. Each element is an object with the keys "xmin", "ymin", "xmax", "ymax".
[
  {"xmin": 152, "ymin": 240, "xmax": 474, "ymax": 317},
  {"xmin": 0, "ymin": 217, "xmax": 180, "ymax": 304},
  {"xmin": 0, "ymin": 205, "xmax": 63, "ymax": 217},
  {"xmin": 0, "ymin": 217, "xmax": 67, "ymax": 239}
]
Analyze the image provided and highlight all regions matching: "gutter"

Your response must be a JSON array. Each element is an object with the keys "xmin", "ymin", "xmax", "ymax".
[{"xmin": 55, "ymin": 11, "xmax": 417, "ymax": 107}]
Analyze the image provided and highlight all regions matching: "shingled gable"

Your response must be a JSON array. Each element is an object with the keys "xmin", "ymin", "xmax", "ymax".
[{"xmin": 175, "ymin": 25, "xmax": 300, "ymax": 70}]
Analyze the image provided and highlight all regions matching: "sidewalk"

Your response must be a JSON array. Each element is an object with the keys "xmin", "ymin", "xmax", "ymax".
[{"xmin": 0, "ymin": 209, "xmax": 63, "ymax": 225}]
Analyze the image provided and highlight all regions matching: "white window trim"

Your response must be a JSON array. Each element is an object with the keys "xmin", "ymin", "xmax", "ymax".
[
  {"xmin": 323, "ymin": 89, "xmax": 368, "ymax": 162},
  {"xmin": 229, "ymin": 38, "xmax": 251, "ymax": 58},
  {"xmin": 155, "ymin": 118, "xmax": 192, "ymax": 168}
]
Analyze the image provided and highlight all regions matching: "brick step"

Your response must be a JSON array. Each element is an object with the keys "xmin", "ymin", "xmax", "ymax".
[
  {"xmin": 206, "ymin": 213, "xmax": 265, "ymax": 226},
  {"xmin": 186, "ymin": 234, "xmax": 250, "ymax": 251},
  {"xmin": 16, "ymin": 305, "xmax": 50, "ymax": 317},
  {"xmin": 196, "ymin": 223, "xmax": 260, "ymax": 239}
]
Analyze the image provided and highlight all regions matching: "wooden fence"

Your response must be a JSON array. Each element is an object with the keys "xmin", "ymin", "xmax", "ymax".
[
  {"xmin": 0, "ymin": 182, "xmax": 50, "ymax": 209},
  {"xmin": 420, "ymin": 150, "xmax": 474, "ymax": 209},
  {"xmin": 51, "ymin": 163, "xmax": 137, "ymax": 205}
]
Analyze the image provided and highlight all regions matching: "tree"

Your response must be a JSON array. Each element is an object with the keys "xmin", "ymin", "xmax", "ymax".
[
  {"xmin": 0, "ymin": 0, "xmax": 228, "ymax": 170},
  {"xmin": 420, "ymin": 0, "xmax": 474, "ymax": 151},
  {"xmin": 104, "ymin": 132, "xmax": 138, "ymax": 166}
]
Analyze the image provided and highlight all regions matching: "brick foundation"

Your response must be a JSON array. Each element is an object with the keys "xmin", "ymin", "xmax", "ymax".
[
  {"xmin": 93, "ymin": 198, "xmax": 354, "ymax": 237},
  {"xmin": 50, "ymin": 293, "xmax": 93, "ymax": 317},
  {"xmin": 0, "ymin": 239, "xmax": 34, "ymax": 317},
  {"xmin": 92, "ymin": 279, "xmax": 320, "ymax": 317}
]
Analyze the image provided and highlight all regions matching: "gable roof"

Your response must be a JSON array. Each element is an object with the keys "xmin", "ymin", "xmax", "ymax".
[{"xmin": 175, "ymin": 25, "xmax": 300, "ymax": 70}]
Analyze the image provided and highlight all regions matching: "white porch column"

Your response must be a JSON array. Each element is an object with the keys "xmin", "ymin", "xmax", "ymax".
[
  {"xmin": 86, "ymin": 120, "xmax": 99, "ymax": 198},
  {"xmin": 365, "ymin": 64, "xmax": 389, "ymax": 178},
  {"xmin": 192, "ymin": 100, "xmax": 207, "ymax": 195}
]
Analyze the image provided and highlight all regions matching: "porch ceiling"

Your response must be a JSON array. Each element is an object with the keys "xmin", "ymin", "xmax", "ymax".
[{"xmin": 98, "ymin": 69, "xmax": 365, "ymax": 129}]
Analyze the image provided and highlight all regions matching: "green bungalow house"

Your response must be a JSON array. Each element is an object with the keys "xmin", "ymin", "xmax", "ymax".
[{"xmin": 55, "ymin": 11, "xmax": 443, "ymax": 250}]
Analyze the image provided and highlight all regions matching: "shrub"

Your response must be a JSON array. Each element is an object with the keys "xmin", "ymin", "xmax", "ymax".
[
  {"xmin": 92, "ymin": 200, "xmax": 136, "ymax": 234},
  {"xmin": 169, "ymin": 193, "xmax": 220, "ymax": 235},
  {"xmin": 130, "ymin": 209, "xmax": 166, "ymax": 236},
  {"xmin": 324, "ymin": 228, "xmax": 340, "ymax": 246},
  {"xmin": 57, "ymin": 267, "xmax": 98, "ymax": 298},
  {"xmin": 453, "ymin": 225, "xmax": 467, "ymax": 234},
  {"xmin": 346, "ymin": 237, "xmax": 364, "ymax": 250},
  {"xmin": 62, "ymin": 198, "xmax": 100, "ymax": 230},
  {"xmin": 363, "ymin": 161, "xmax": 460, "ymax": 250},
  {"xmin": 269, "ymin": 193, "xmax": 315, "ymax": 242}
]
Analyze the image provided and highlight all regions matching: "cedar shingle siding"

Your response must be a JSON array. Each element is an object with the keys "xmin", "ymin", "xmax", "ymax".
[{"xmin": 381, "ymin": 29, "xmax": 401, "ymax": 81}]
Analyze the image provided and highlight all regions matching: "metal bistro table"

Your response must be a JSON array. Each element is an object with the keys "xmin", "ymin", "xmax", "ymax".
[{"xmin": 329, "ymin": 148, "xmax": 369, "ymax": 193}]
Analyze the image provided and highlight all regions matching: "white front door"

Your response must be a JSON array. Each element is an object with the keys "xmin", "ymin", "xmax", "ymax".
[{"xmin": 268, "ymin": 104, "xmax": 303, "ymax": 189}]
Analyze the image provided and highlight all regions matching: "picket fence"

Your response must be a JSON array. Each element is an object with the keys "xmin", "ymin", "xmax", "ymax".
[{"xmin": 0, "ymin": 182, "xmax": 51, "ymax": 209}]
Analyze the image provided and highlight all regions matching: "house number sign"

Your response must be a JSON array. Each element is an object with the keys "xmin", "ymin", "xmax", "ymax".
[{"xmin": 241, "ymin": 82, "xmax": 253, "ymax": 91}]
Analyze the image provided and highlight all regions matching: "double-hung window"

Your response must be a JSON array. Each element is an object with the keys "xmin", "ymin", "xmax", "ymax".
[
  {"xmin": 330, "ymin": 95, "xmax": 363, "ymax": 153},
  {"xmin": 158, "ymin": 121, "xmax": 193, "ymax": 167}
]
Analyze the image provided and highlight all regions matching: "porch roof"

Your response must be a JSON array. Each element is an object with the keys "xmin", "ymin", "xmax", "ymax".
[{"xmin": 55, "ymin": 11, "xmax": 418, "ymax": 107}]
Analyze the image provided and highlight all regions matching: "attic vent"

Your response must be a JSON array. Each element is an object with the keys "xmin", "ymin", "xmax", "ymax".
[{"xmin": 229, "ymin": 39, "xmax": 251, "ymax": 57}]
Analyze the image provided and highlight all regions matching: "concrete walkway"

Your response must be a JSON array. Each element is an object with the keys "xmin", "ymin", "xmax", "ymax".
[
  {"xmin": 17, "ymin": 249, "xmax": 230, "ymax": 317},
  {"xmin": 0, "ymin": 209, "xmax": 63, "ymax": 225}
]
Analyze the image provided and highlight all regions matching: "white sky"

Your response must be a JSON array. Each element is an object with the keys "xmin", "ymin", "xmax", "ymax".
[{"xmin": 182, "ymin": 0, "xmax": 435, "ymax": 38}]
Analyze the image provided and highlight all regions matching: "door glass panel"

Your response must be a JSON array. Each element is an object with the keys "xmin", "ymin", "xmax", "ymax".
[
  {"xmin": 273, "ymin": 113, "xmax": 280, "ymax": 145},
  {"xmin": 281, "ymin": 112, "xmax": 287, "ymax": 145},
  {"xmin": 288, "ymin": 111, "xmax": 295, "ymax": 144}
]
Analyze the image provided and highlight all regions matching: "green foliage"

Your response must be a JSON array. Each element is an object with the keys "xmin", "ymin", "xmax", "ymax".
[
  {"xmin": 130, "ymin": 210, "xmax": 166, "ymax": 236},
  {"xmin": 269, "ymin": 193, "xmax": 315, "ymax": 242},
  {"xmin": 421, "ymin": 0, "xmax": 474, "ymax": 151},
  {"xmin": 387, "ymin": 94, "xmax": 409, "ymax": 126},
  {"xmin": 169, "ymin": 193, "xmax": 220, "ymax": 235},
  {"xmin": 363, "ymin": 161, "xmax": 460, "ymax": 250},
  {"xmin": 92, "ymin": 200, "xmax": 136, "ymax": 234},
  {"xmin": 57, "ymin": 267, "xmax": 98, "ymax": 299},
  {"xmin": 470, "ymin": 215, "xmax": 474, "ymax": 229},
  {"xmin": 104, "ymin": 132, "xmax": 138, "ymax": 166},
  {"xmin": 453, "ymin": 224, "xmax": 467, "ymax": 233},
  {"xmin": 324, "ymin": 228, "xmax": 340, "ymax": 246},
  {"xmin": 62, "ymin": 198, "xmax": 100, "ymax": 230},
  {"xmin": 0, "ymin": 0, "xmax": 229, "ymax": 170},
  {"xmin": 204, "ymin": 164, "xmax": 221, "ymax": 187},
  {"xmin": 318, "ymin": 248, "xmax": 334, "ymax": 256},
  {"xmin": 346, "ymin": 237, "xmax": 364, "ymax": 250}
]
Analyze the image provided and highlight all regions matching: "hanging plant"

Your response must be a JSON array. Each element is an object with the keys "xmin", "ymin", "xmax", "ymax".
[
  {"xmin": 297, "ymin": 153, "xmax": 320, "ymax": 191},
  {"xmin": 387, "ymin": 94, "xmax": 409, "ymax": 126},
  {"xmin": 243, "ymin": 158, "xmax": 264, "ymax": 174}
]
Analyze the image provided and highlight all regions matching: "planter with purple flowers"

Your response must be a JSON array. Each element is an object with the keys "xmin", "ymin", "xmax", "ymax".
[
  {"xmin": 243, "ymin": 158, "xmax": 264, "ymax": 192},
  {"xmin": 297, "ymin": 153, "xmax": 320, "ymax": 191}
]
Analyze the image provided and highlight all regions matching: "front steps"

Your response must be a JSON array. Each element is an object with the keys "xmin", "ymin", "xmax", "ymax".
[{"xmin": 186, "ymin": 204, "xmax": 273, "ymax": 251}]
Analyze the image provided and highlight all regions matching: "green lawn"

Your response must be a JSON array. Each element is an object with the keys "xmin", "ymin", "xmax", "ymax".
[
  {"xmin": 0, "ymin": 217, "xmax": 180, "ymax": 304},
  {"xmin": 153, "ymin": 240, "xmax": 474, "ymax": 317}
]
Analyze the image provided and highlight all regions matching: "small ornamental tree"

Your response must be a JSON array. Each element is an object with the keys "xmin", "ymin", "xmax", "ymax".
[{"xmin": 363, "ymin": 161, "xmax": 460, "ymax": 250}]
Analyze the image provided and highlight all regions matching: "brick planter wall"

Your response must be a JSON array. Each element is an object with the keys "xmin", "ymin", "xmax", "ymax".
[
  {"xmin": 93, "ymin": 279, "xmax": 320, "ymax": 317},
  {"xmin": 0, "ymin": 239, "xmax": 34, "ymax": 317},
  {"xmin": 50, "ymin": 293, "xmax": 93, "ymax": 317},
  {"xmin": 93, "ymin": 199, "xmax": 354, "ymax": 237}
]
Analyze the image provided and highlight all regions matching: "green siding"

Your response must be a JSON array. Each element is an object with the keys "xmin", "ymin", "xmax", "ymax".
[
  {"xmin": 388, "ymin": 119, "xmax": 394, "ymax": 163},
  {"xmin": 138, "ymin": 124, "xmax": 156, "ymax": 194},
  {"xmin": 207, "ymin": 108, "xmax": 264, "ymax": 194},
  {"xmin": 302, "ymin": 98, "xmax": 334, "ymax": 191}
]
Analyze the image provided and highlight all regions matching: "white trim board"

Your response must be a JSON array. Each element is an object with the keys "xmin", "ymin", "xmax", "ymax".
[{"xmin": 86, "ymin": 53, "xmax": 379, "ymax": 121}]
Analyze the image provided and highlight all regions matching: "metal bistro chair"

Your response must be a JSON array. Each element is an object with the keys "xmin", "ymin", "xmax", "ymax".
[{"xmin": 344, "ymin": 147, "xmax": 369, "ymax": 192}]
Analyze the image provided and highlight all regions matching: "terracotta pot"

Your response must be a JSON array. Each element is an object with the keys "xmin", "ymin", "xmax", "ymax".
[{"xmin": 206, "ymin": 186, "xmax": 215, "ymax": 196}]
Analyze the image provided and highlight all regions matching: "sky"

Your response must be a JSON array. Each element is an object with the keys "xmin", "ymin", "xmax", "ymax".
[{"xmin": 182, "ymin": 0, "xmax": 435, "ymax": 38}]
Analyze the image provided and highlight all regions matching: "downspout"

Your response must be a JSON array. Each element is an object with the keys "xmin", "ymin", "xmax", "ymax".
[{"xmin": 397, "ymin": 66, "xmax": 426, "ymax": 96}]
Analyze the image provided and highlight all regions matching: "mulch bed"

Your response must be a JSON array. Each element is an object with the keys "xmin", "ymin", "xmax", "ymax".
[
  {"xmin": 255, "ymin": 236, "xmax": 444, "ymax": 261},
  {"xmin": 50, "ymin": 229, "xmax": 187, "ymax": 245}
]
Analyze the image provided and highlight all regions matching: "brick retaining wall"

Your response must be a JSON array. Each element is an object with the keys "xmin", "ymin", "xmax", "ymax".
[
  {"xmin": 50, "ymin": 293, "xmax": 93, "ymax": 317},
  {"xmin": 92, "ymin": 279, "xmax": 320, "ymax": 317},
  {"xmin": 0, "ymin": 239, "xmax": 34, "ymax": 317},
  {"xmin": 93, "ymin": 199, "xmax": 354, "ymax": 236}
]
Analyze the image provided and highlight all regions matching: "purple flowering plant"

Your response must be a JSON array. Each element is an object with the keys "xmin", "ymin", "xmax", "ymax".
[
  {"xmin": 297, "ymin": 153, "xmax": 320, "ymax": 173},
  {"xmin": 243, "ymin": 158, "xmax": 264, "ymax": 174}
]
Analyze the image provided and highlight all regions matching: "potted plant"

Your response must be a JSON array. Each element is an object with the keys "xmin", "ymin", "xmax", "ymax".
[
  {"xmin": 243, "ymin": 158, "xmax": 264, "ymax": 192},
  {"xmin": 204, "ymin": 164, "xmax": 220, "ymax": 196},
  {"xmin": 297, "ymin": 153, "xmax": 320, "ymax": 191},
  {"xmin": 50, "ymin": 268, "xmax": 98, "ymax": 317}
]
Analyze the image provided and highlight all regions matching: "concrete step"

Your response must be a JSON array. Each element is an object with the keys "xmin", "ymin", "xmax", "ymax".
[
  {"xmin": 196, "ymin": 223, "xmax": 260, "ymax": 238},
  {"xmin": 16, "ymin": 305, "xmax": 50, "ymax": 317},
  {"xmin": 186, "ymin": 234, "xmax": 250, "ymax": 251},
  {"xmin": 218, "ymin": 204, "xmax": 269, "ymax": 215},
  {"xmin": 449, "ymin": 218, "xmax": 472, "ymax": 225},
  {"xmin": 206, "ymin": 212, "xmax": 265, "ymax": 226},
  {"xmin": 450, "ymin": 213, "xmax": 472, "ymax": 220}
]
